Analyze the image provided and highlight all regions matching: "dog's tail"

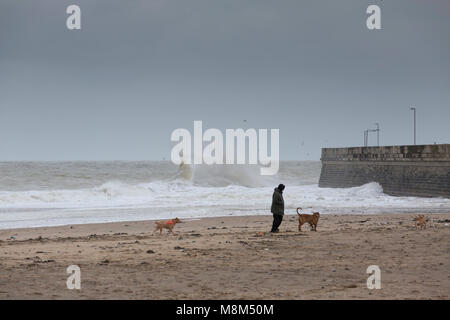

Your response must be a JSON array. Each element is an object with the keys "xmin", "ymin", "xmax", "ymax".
[{"xmin": 296, "ymin": 207, "xmax": 302, "ymax": 215}]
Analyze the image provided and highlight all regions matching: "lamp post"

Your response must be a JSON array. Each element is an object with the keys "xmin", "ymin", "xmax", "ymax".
[
  {"xmin": 364, "ymin": 126, "xmax": 379, "ymax": 147},
  {"xmin": 364, "ymin": 130, "xmax": 368, "ymax": 147},
  {"xmin": 374, "ymin": 123, "xmax": 380, "ymax": 146},
  {"xmin": 410, "ymin": 107, "xmax": 416, "ymax": 145}
]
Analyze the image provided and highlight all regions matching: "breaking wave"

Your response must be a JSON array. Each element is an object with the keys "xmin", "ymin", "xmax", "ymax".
[{"xmin": 1, "ymin": 161, "xmax": 449, "ymax": 229}]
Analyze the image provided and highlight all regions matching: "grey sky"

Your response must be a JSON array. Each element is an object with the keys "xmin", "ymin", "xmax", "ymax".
[{"xmin": 1, "ymin": 0, "xmax": 449, "ymax": 160}]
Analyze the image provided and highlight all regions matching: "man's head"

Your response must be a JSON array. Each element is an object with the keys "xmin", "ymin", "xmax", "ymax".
[{"xmin": 278, "ymin": 184, "xmax": 285, "ymax": 192}]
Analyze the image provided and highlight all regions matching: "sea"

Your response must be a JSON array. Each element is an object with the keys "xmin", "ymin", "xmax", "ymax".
[{"xmin": 1, "ymin": 161, "xmax": 449, "ymax": 229}]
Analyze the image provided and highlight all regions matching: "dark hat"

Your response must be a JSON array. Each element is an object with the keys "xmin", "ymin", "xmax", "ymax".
[{"xmin": 278, "ymin": 184, "xmax": 285, "ymax": 191}]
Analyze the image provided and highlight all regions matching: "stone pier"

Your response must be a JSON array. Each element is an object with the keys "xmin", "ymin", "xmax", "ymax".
[{"xmin": 319, "ymin": 144, "xmax": 450, "ymax": 198}]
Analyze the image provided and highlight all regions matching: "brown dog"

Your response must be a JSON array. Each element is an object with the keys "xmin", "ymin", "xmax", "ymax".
[
  {"xmin": 297, "ymin": 208, "xmax": 320, "ymax": 232},
  {"xmin": 154, "ymin": 217, "xmax": 181, "ymax": 235},
  {"xmin": 414, "ymin": 214, "xmax": 428, "ymax": 230}
]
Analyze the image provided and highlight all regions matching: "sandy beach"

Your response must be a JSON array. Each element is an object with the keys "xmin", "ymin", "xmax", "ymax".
[{"xmin": 0, "ymin": 213, "xmax": 449, "ymax": 300}]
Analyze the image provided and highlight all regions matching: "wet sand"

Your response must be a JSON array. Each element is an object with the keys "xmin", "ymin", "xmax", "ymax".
[{"xmin": 0, "ymin": 213, "xmax": 449, "ymax": 299}]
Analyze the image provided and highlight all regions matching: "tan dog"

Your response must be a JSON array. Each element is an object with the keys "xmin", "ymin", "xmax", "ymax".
[
  {"xmin": 154, "ymin": 217, "xmax": 181, "ymax": 235},
  {"xmin": 414, "ymin": 214, "xmax": 428, "ymax": 230},
  {"xmin": 297, "ymin": 208, "xmax": 320, "ymax": 231}
]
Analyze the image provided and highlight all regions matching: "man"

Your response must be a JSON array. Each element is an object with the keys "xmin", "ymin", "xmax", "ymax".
[{"xmin": 270, "ymin": 184, "xmax": 285, "ymax": 233}]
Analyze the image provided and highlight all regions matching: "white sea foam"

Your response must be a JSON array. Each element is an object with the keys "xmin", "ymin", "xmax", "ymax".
[{"xmin": 0, "ymin": 161, "xmax": 449, "ymax": 229}]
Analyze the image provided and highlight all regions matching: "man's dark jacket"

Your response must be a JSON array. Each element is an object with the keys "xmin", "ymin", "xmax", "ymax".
[{"xmin": 271, "ymin": 187, "xmax": 284, "ymax": 216}]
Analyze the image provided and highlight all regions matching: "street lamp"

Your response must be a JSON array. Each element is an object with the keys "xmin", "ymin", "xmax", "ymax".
[
  {"xmin": 410, "ymin": 107, "xmax": 416, "ymax": 145},
  {"xmin": 374, "ymin": 123, "xmax": 380, "ymax": 146},
  {"xmin": 364, "ymin": 126, "xmax": 380, "ymax": 147},
  {"xmin": 364, "ymin": 130, "xmax": 368, "ymax": 147}
]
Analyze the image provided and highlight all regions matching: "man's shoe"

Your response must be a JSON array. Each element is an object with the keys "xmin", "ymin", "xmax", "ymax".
[{"xmin": 270, "ymin": 229, "xmax": 280, "ymax": 233}]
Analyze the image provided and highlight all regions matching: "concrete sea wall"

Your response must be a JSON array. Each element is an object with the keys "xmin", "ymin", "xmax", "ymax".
[{"xmin": 319, "ymin": 144, "xmax": 450, "ymax": 198}]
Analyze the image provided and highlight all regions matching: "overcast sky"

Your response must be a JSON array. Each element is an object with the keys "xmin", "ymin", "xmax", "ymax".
[{"xmin": 1, "ymin": 0, "xmax": 449, "ymax": 161}]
